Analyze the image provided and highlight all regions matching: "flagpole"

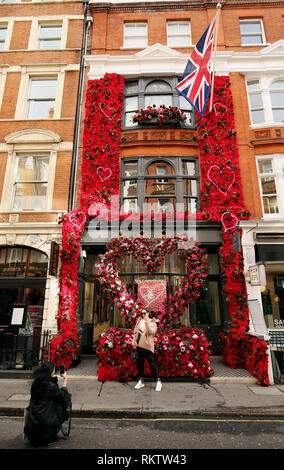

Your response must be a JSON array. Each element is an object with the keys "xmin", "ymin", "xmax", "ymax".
[{"xmin": 209, "ymin": 2, "xmax": 222, "ymax": 112}]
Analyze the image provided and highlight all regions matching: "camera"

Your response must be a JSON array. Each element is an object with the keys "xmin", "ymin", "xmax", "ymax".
[{"xmin": 60, "ymin": 364, "xmax": 65, "ymax": 376}]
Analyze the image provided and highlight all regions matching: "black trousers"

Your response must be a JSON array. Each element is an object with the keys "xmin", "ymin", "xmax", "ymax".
[{"xmin": 137, "ymin": 346, "xmax": 159, "ymax": 381}]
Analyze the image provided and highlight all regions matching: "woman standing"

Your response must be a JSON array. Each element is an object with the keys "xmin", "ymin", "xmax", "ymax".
[
  {"xmin": 24, "ymin": 361, "xmax": 70, "ymax": 446},
  {"xmin": 132, "ymin": 309, "xmax": 162, "ymax": 392}
]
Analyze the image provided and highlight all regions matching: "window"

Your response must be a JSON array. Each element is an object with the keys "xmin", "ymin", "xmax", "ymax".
[
  {"xmin": 0, "ymin": 247, "xmax": 48, "ymax": 278},
  {"xmin": 0, "ymin": 25, "xmax": 7, "ymax": 51},
  {"xmin": 270, "ymin": 80, "xmax": 284, "ymax": 123},
  {"xmin": 257, "ymin": 155, "xmax": 284, "ymax": 216},
  {"xmin": 246, "ymin": 80, "xmax": 265, "ymax": 124},
  {"xmin": 123, "ymin": 22, "xmax": 147, "ymax": 48},
  {"xmin": 123, "ymin": 77, "xmax": 194, "ymax": 128},
  {"xmin": 121, "ymin": 156, "xmax": 199, "ymax": 214},
  {"xmin": 38, "ymin": 24, "xmax": 62, "ymax": 50},
  {"xmin": 167, "ymin": 21, "xmax": 191, "ymax": 47},
  {"xmin": 246, "ymin": 77, "xmax": 284, "ymax": 125},
  {"xmin": 12, "ymin": 155, "xmax": 49, "ymax": 210},
  {"xmin": 27, "ymin": 78, "xmax": 57, "ymax": 119},
  {"xmin": 240, "ymin": 19, "xmax": 265, "ymax": 45}
]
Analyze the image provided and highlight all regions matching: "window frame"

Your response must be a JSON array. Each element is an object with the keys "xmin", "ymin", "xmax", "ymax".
[
  {"xmin": 12, "ymin": 154, "xmax": 50, "ymax": 211},
  {"xmin": 256, "ymin": 154, "xmax": 284, "ymax": 217},
  {"xmin": 239, "ymin": 19, "xmax": 266, "ymax": 46},
  {"xmin": 166, "ymin": 20, "xmax": 192, "ymax": 48},
  {"xmin": 120, "ymin": 156, "xmax": 200, "ymax": 214},
  {"xmin": 15, "ymin": 64, "xmax": 66, "ymax": 120},
  {"xmin": 123, "ymin": 22, "xmax": 148, "ymax": 49},
  {"xmin": 38, "ymin": 23, "xmax": 63, "ymax": 50},
  {"xmin": 246, "ymin": 75, "xmax": 284, "ymax": 127},
  {"xmin": 0, "ymin": 20, "xmax": 13, "ymax": 51},
  {"xmin": 26, "ymin": 77, "xmax": 58, "ymax": 120},
  {"xmin": 123, "ymin": 76, "xmax": 195, "ymax": 129},
  {"xmin": 28, "ymin": 18, "xmax": 68, "ymax": 51}
]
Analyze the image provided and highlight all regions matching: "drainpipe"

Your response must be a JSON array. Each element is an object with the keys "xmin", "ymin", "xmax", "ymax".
[{"xmin": 68, "ymin": 0, "xmax": 92, "ymax": 212}]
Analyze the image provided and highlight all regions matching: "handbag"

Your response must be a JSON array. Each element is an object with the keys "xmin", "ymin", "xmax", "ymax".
[{"xmin": 131, "ymin": 350, "xmax": 137, "ymax": 364}]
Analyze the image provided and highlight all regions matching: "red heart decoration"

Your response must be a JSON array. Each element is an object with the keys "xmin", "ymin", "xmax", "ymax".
[
  {"xmin": 138, "ymin": 281, "xmax": 167, "ymax": 312},
  {"xmin": 213, "ymin": 102, "xmax": 228, "ymax": 115},
  {"xmin": 100, "ymin": 103, "xmax": 116, "ymax": 120},
  {"xmin": 68, "ymin": 211, "xmax": 86, "ymax": 231},
  {"xmin": 207, "ymin": 165, "xmax": 235, "ymax": 196},
  {"xmin": 221, "ymin": 211, "xmax": 239, "ymax": 232},
  {"xmin": 97, "ymin": 166, "xmax": 112, "ymax": 182},
  {"xmin": 97, "ymin": 237, "xmax": 208, "ymax": 329}
]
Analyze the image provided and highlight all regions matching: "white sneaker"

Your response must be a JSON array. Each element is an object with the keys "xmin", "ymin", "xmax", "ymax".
[
  {"xmin": 155, "ymin": 380, "xmax": 162, "ymax": 392},
  {"xmin": 134, "ymin": 379, "xmax": 144, "ymax": 389}
]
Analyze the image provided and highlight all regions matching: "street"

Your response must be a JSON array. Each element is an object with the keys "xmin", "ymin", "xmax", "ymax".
[{"xmin": 0, "ymin": 415, "xmax": 284, "ymax": 450}]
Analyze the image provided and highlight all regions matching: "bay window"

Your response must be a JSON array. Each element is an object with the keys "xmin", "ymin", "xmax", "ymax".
[{"xmin": 121, "ymin": 156, "xmax": 199, "ymax": 214}]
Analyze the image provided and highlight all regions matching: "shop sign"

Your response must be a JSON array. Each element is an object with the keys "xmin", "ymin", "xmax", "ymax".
[
  {"xmin": 11, "ymin": 302, "xmax": 27, "ymax": 328},
  {"xmin": 28, "ymin": 306, "xmax": 43, "ymax": 328},
  {"xmin": 49, "ymin": 241, "xmax": 59, "ymax": 277},
  {"xmin": 249, "ymin": 264, "xmax": 266, "ymax": 286},
  {"xmin": 274, "ymin": 319, "xmax": 284, "ymax": 328},
  {"xmin": 232, "ymin": 232, "xmax": 241, "ymax": 254}
]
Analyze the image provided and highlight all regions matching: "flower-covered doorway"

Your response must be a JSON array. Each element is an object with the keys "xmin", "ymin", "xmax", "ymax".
[{"xmin": 79, "ymin": 242, "xmax": 227, "ymax": 355}]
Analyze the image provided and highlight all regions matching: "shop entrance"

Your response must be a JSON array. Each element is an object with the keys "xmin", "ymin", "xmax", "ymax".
[{"xmin": 80, "ymin": 243, "xmax": 227, "ymax": 354}]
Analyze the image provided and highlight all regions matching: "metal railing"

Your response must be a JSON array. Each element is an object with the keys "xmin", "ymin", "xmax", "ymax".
[{"xmin": 0, "ymin": 329, "xmax": 52, "ymax": 370}]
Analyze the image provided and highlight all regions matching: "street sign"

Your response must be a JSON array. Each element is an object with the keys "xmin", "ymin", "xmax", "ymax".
[{"xmin": 249, "ymin": 264, "xmax": 266, "ymax": 286}]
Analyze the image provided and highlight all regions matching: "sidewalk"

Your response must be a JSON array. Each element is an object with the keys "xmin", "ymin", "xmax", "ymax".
[{"xmin": 0, "ymin": 357, "xmax": 284, "ymax": 418}]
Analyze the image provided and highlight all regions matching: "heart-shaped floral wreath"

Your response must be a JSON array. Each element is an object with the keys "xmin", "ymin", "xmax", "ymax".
[{"xmin": 97, "ymin": 236, "xmax": 208, "ymax": 329}]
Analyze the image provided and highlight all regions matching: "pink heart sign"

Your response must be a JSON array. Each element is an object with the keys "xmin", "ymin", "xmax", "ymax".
[
  {"xmin": 221, "ymin": 211, "xmax": 239, "ymax": 232},
  {"xmin": 68, "ymin": 211, "xmax": 86, "ymax": 231},
  {"xmin": 207, "ymin": 165, "xmax": 235, "ymax": 196},
  {"xmin": 138, "ymin": 281, "xmax": 167, "ymax": 312},
  {"xmin": 100, "ymin": 103, "xmax": 116, "ymax": 121},
  {"xmin": 213, "ymin": 102, "xmax": 228, "ymax": 115},
  {"xmin": 97, "ymin": 166, "xmax": 112, "ymax": 182}
]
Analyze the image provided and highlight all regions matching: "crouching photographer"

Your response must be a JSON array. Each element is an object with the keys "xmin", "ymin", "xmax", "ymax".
[{"xmin": 24, "ymin": 361, "xmax": 72, "ymax": 446}]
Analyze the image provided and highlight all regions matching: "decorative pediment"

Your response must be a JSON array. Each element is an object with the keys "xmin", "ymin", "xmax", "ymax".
[
  {"xmin": 261, "ymin": 40, "xmax": 284, "ymax": 55},
  {"xmin": 136, "ymin": 43, "xmax": 182, "ymax": 58},
  {"xmin": 5, "ymin": 128, "xmax": 62, "ymax": 144}
]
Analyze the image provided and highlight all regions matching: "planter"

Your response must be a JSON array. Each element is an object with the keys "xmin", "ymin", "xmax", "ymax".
[{"xmin": 137, "ymin": 118, "xmax": 181, "ymax": 128}]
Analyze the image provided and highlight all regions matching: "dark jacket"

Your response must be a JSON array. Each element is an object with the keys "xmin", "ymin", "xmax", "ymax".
[{"xmin": 24, "ymin": 376, "xmax": 70, "ymax": 446}]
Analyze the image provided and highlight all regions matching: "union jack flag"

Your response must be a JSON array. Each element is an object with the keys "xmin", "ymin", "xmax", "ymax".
[{"xmin": 176, "ymin": 17, "xmax": 217, "ymax": 116}]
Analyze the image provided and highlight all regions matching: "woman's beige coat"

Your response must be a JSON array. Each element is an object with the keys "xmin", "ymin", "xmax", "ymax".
[{"xmin": 132, "ymin": 317, "xmax": 157, "ymax": 353}]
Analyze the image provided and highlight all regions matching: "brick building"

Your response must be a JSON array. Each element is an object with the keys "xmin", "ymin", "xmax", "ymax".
[
  {"xmin": 0, "ymin": 0, "xmax": 90, "ymax": 366},
  {"xmin": 68, "ymin": 0, "xmax": 284, "ymax": 382}
]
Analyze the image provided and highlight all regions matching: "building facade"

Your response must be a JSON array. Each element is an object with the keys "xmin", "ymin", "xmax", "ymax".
[
  {"xmin": 69, "ymin": 0, "xmax": 284, "ymax": 383},
  {"xmin": 0, "ymin": 0, "xmax": 88, "ymax": 366}
]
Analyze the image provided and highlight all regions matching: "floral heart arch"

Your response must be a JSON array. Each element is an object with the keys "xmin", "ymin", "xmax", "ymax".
[{"xmin": 97, "ymin": 236, "xmax": 208, "ymax": 329}]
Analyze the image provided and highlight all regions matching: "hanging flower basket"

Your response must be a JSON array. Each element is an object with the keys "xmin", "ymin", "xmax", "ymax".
[{"xmin": 132, "ymin": 105, "xmax": 187, "ymax": 127}]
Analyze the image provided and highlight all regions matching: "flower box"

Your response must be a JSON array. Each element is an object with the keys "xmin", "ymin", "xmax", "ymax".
[{"xmin": 137, "ymin": 117, "xmax": 181, "ymax": 127}]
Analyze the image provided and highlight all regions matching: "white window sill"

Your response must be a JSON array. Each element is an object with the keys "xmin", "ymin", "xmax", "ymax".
[
  {"xmin": 241, "ymin": 43, "xmax": 270, "ymax": 47},
  {"xmin": 250, "ymin": 123, "xmax": 284, "ymax": 130},
  {"xmin": 120, "ymin": 46, "xmax": 148, "ymax": 50}
]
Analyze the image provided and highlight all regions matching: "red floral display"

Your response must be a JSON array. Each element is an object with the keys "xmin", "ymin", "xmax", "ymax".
[
  {"xmin": 50, "ymin": 73, "xmax": 270, "ymax": 386},
  {"xmin": 49, "ymin": 74, "xmax": 124, "ymax": 369},
  {"xmin": 138, "ymin": 280, "xmax": 167, "ymax": 312},
  {"xmin": 97, "ymin": 327, "xmax": 213, "ymax": 382},
  {"xmin": 196, "ymin": 76, "xmax": 269, "ymax": 385},
  {"xmin": 132, "ymin": 104, "xmax": 186, "ymax": 126},
  {"xmin": 96, "ymin": 236, "xmax": 208, "ymax": 330}
]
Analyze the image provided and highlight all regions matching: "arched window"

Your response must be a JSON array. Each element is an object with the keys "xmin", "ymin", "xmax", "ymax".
[
  {"xmin": 123, "ymin": 76, "xmax": 194, "ymax": 128},
  {"xmin": 0, "ymin": 246, "xmax": 48, "ymax": 278},
  {"xmin": 144, "ymin": 80, "xmax": 173, "ymax": 108},
  {"xmin": 270, "ymin": 80, "xmax": 284, "ymax": 123},
  {"xmin": 145, "ymin": 161, "xmax": 175, "ymax": 213},
  {"xmin": 121, "ymin": 156, "xmax": 199, "ymax": 214}
]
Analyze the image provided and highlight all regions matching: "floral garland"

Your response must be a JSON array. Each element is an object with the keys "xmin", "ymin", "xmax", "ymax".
[
  {"xmin": 97, "ymin": 327, "xmax": 213, "ymax": 382},
  {"xmin": 132, "ymin": 104, "xmax": 186, "ymax": 126},
  {"xmin": 97, "ymin": 236, "xmax": 208, "ymax": 330},
  {"xmin": 196, "ymin": 75, "xmax": 269, "ymax": 385},
  {"xmin": 49, "ymin": 74, "xmax": 124, "ymax": 369}
]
